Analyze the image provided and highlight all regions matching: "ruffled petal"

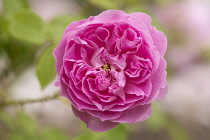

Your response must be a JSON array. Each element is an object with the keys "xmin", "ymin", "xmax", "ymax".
[
  {"xmin": 125, "ymin": 83, "xmax": 145, "ymax": 96},
  {"xmin": 145, "ymin": 57, "xmax": 167, "ymax": 103},
  {"xmin": 53, "ymin": 32, "xmax": 74, "ymax": 72},
  {"xmin": 150, "ymin": 29, "xmax": 167, "ymax": 56},
  {"xmin": 129, "ymin": 12, "xmax": 152, "ymax": 27},
  {"xmin": 64, "ymin": 16, "xmax": 94, "ymax": 34},
  {"xmin": 156, "ymin": 83, "xmax": 168, "ymax": 100},
  {"xmin": 151, "ymin": 57, "xmax": 167, "ymax": 90},
  {"xmin": 112, "ymin": 104, "xmax": 151, "ymax": 123},
  {"xmin": 86, "ymin": 110, "xmax": 123, "ymax": 121},
  {"xmin": 129, "ymin": 12, "xmax": 167, "ymax": 56},
  {"xmin": 93, "ymin": 10, "xmax": 129, "ymax": 23},
  {"xmin": 72, "ymin": 106, "xmax": 119, "ymax": 132}
]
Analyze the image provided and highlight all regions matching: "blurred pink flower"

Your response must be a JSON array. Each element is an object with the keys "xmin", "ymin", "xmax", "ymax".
[{"xmin": 53, "ymin": 10, "xmax": 167, "ymax": 132}]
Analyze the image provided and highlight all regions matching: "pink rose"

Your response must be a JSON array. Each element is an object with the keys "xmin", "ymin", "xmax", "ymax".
[{"xmin": 53, "ymin": 10, "xmax": 167, "ymax": 132}]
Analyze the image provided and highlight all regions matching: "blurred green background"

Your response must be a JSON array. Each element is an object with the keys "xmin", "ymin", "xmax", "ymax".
[{"xmin": 0, "ymin": 0, "xmax": 210, "ymax": 140}]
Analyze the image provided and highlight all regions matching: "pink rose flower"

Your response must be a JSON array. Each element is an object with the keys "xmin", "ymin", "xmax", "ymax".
[{"xmin": 53, "ymin": 10, "xmax": 167, "ymax": 132}]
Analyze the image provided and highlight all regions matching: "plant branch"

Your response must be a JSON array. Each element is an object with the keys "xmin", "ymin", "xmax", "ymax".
[{"xmin": 0, "ymin": 92, "xmax": 60, "ymax": 108}]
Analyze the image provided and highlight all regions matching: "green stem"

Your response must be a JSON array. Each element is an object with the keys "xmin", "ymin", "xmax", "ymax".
[{"xmin": 0, "ymin": 92, "xmax": 60, "ymax": 108}]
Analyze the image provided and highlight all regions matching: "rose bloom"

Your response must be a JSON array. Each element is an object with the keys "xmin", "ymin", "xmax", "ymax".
[{"xmin": 53, "ymin": 10, "xmax": 167, "ymax": 132}]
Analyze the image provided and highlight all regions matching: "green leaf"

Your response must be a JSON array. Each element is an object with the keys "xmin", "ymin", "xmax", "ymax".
[
  {"xmin": 1, "ymin": 40, "xmax": 38, "ymax": 73},
  {"xmin": 36, "ymin": 45, "xmax": 56, "ymax": 88},
  {"xmin": 46, "ymin": 15, "xmax": 84, "ymax": 43},
  {"xmin": 8, "ymin": 9, "xmax": 45, "ymax": 44},
  {"xmin": 2, "ymin": 0, "xmax": 29, "ymax": 19},
  {"xmin": 86, "ymin": 0, "xmax": 117, "ymax": 10}
]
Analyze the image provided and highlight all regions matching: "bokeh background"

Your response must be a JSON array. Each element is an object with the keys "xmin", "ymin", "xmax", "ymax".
[{"xmin": 0, "ymin": 0, "xmax": 210, "ymax": 140}]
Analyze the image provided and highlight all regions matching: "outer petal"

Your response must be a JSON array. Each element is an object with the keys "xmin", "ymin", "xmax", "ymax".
[
  {"xmin": 93, "ymin": 10, "xmax": 129, "ymax": 23},
  {"xmin": 129, "ymin": 12, "xmax": 167, "ymax": 56},
  {"xmin": 156, "ymin": 83, "xmax": 168, "ymax": 100},
  {"xmin": 129, "ymin": 12, "xmax": 152, "ymax": 28},
  {"xmin": 59, "ymin": 70, "xmax": 78, "ymax": 108},
  {"xmin": 64, "ymin": 16, "xmax": 94, "ymax": 34},
  {"xmin": 111, "ymin": 104, "xmax": 151, "ymax": 123},
  {"xmin": 86, "ymin": 110, "xmax": 123, "ymax": 121},
  {"xmin": 128, "ymin": 16, "xmax": 151, "ymax": 37},
  {"xmin": 150, "ymin": 29, "xmax": 167, "ymax": 56},
  {"xmin": 151, "ymin": 57, "xmax": 167, "ymax": 90},
  {"xmin": 72, "ymin": 106, "xmax": 119, "ymax": 132},
  {"xmin": 145, "ymin": 57, "xmax": 167, "ymax": 103},
  {"xmin": 53, "ymin": 32, "xmax": 75, "ymax": 73}
]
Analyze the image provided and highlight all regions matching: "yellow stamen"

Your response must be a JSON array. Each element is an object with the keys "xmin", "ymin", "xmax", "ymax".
[{"xmin": 102, "ymin": 64, "xmax": 110, "ymax": 71}]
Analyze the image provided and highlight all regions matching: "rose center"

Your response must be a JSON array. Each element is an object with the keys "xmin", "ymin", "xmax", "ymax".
[{"xmin": 102, "ymin": 63, "xmax": 110, "ymax": 71}]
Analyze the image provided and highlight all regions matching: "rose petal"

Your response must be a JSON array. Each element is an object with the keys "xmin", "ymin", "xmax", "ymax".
[
  {"xmin": 68, "ymin": 77, "xmax": 93, "ymax": 105},
  {"xmin": 150, "ymin": 29, "xmax": 167, "ymax": 56},
  {"xmin": 129, "ymin": 12, "xmax": 152, "ymax": 28},
  {"xmin": 64, "ymin": 16, "xmax": 94, "ymax": 34},
  {"xmin": 93, "ymin": 10, "xmax": 129, "ymax": 23},
  {"xmin": 72, "ymin": 106, "xmax": 119, "ymax": 132},
  {"xmin": 112, "ymin": 104, "xmax": 151, "ymax": 123},
  {"xmin": 125, "ymin": 94, "xmax": 144, "ymax": 103},
  {"xmin": 90, "ymin": 48, "xmax": 105, "ymax": 68},
  {"xmin": 64, "ymin": 43, "xmax": 82, "ymax": 61},
  {"xmin": 151, "ymin": 57, "xmax": 167, "ymax": 89},
  {"xmin": 156, "ymin": 83, "xmax": 168, "ymax": 100},
  {"xmin": 137, "ymin": 80, "xmax": 152, "ymax": 96},
  {"xmin": 108, "ymin": 102, "xmax": 135, "ymax": 112},
  {"xmin": 73, "ymin": 36, "xmax": 88, "ymax": 44},
  {"xmin": 67, "ymin": 88, "xmax": 98, "ymax": 111},
  {"xmin": 86, "ymin": 110, "xmax": 123, "ymax": 121},
  {"xmin": 128, "ymin": 16, "xmax": 151, "ymax": 37},
  {"xmin": 59, "ymin": 70, "xmax": 78, "ymax": 108},
  {"xmin": 129, "ymin": 12, "xmax": 167, "ymax": 56},
  {"xmin": 125, "ymin": 83, "xmax": 145, "ymax": 96},
  {"xmin": 53, "ymin": 32, "xmax": 74, "ymax": 73},
  {"xmin": 145, "ymin": 57, "xmax": 167, "ymax": 103},
  {"xmin": 95, "ymin": 27, "xmax": 110, "ymax": 41}
]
